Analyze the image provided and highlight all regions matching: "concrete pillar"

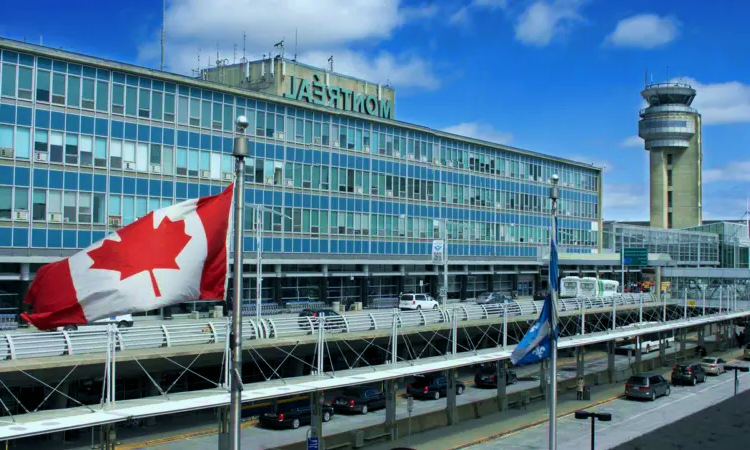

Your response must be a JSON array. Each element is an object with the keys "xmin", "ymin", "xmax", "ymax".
[
  {"xmin": 50, "ymin": 382, "xmax": 71, "ymax": 441},
  {"xmin": 288, "ymin": 359, "xmax": 305, "ymax": 377},
  {"xmin": 679, "ymin": 329, "xmax": 686, "ymax": 359},
  {"xmin": 460, "ymin": 274, "xmax": 468, "ymax": 301},
  {"xmin": 217, "ymin": 405, "xmax": 230, "ymax": 450},
  {"xmin": 359, "ymin": 276, "xmax": 368, "ymax": 306},
  {"xmin": 385, "ymin": 379, "xmax": 397, "ymax": 440},
  {"xmin": 310, "ymin": 391, "xmax": 325, "ymax": 450},
  {"xmin": 497, "ymin": 362, "xmax": 508, "ymax": 411},
  {"xmin": 446, "ymin": 370, "xmax": 458, "ymax": 425},
  {"xmin": 19, "ymin": 263, "xmax": 30, "ymax": 316},
  {"xmin": 511, "ymin": 272, "xmax": 519, "ymax": 294},
  {"xmin": 534, "ymin": 272, "xmax": 541, "ymax": 294},
  {"xmin": 487, "ymin": 273, "xmax": 495, "ymax": 292},
  {"xmin": 273, "ymin": 272, "xmax": 282, "ymax": 303},
  {"xmin": 576, "ymin": 346, "xmax": 585, "ymax": 378},
  {"xmin": 634, "ymin": 345, "xmax": 642, "ymax": 374},
  {"xmin": 659, "ymin": 332, "xmax": 667, "ymax": 367},
  {"xmin": 100, "ymin": 423, "xmax": 116, "ymax": 450},
  {"xmin": 319, "ymin": 276, "xmax": 328, "ymax": 305},
  {"xmin": 607, "ymin": 342, "xmax": 616, "ymax": 384},
  {"xmin": 698, "ymin": 327, "xmax": 705, "ymax": 346},
  {"xmin": 430, "ymin": 275, "xmax": 439, "ymax": 298}
]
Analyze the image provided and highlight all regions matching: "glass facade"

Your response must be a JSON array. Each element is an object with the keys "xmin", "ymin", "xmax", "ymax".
[
  {"xmin": 0, "ymin": 42, "xmax": 600, "ymax": 262},
  {"xmin": 603, "ymin": 222, "xmax": 719, "ymax": 266},
  {"xmin": 683, "ymin": 222, "xmax": 750, "ymax": 269}
]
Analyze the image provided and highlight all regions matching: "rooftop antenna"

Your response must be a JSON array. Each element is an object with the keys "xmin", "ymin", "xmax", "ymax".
[
  {"xmin": 644, "ymin": 69, "xmax": 648, "ymax": 87},
  {"xmin": 328, "ymin": 55, "xmax": 334, "ymax": 72},
  {"xmin": 274, "ymin": 39, "xmax": 285, "ymax": 60},
  {"xmin": 233, "ymin": 44, "xmax": 237, "ymax": 64},
  {"xmin": 294, "ymin": 28, "xmax": 298, "ymax": 62},
  {"xmin": 160, "ymin": 0, "xmax": 166, "ymax": 71}
]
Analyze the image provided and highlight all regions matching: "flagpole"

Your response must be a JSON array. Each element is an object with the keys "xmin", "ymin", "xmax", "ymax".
[
  {"xmin": 548, "ymin": 174, "xmax": 560, "ymax": 450},
  {"xmin": 229, "ymin": 116, "xmax": 249, "ymax": 449}
]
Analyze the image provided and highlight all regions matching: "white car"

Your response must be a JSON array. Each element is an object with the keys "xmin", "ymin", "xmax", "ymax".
[
  {"xmin": 399, "ymin": 293, "xmax": 439, "ymax": 311},
  {"xmin": 699, "ymin": 357, "xmax": 727, "ymax": 375},
  {"xmin": 57, "ymin": 314, "xmax": 135, "ymax": 331}
]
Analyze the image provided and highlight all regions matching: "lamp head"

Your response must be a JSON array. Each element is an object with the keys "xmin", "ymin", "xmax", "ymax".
[{"xmin": 235, "ymin": 115, "xmax": 249, "ymax": 133}]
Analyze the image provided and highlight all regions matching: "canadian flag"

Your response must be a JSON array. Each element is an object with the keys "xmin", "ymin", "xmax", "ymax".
[{"xmin": 21, "ymin": 184, "xmax": 235, "ymax": 330}]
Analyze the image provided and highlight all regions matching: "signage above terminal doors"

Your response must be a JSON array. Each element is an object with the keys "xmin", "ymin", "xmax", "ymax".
[{"xmin": 283, "ymin": 74, "xmax": 394, "ymax": 120}]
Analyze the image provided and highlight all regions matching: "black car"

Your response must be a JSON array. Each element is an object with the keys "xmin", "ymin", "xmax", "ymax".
[
  {"xmin": 332, "ymin": 386, "xmax": 386, "ymax": 414},
  {"xmin": 259, "ymin": 405, "xmax": 334, "ymax": 429},
  {"xmin": 533, "ymin": 292, "xmax": 548, "ymax": 301},
  {"xmin": 474, "ymin": 365, "xmax": 518, "ymax": 388},
  {"xmin": 406, "ymin": 373, "xmax": 466, "ymax": 400},
  {"xmin": 298, "ymin": 308, "xmax": 346, "ymax": 332},
  {"xmin": 671, "ymin": 363, "xmax": 707, "ymax": 386}
]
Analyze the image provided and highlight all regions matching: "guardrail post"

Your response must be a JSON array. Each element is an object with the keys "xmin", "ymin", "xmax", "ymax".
[
  {"xmin": 4, "ymin": 334, "xmax": 15, "ymax": 360},
  {"xmin": 607, "ymin": 342, "xmax": 616, "ymax": 384},
  {"xmin": 446, "ymin": 369, "xmax": 458, "ymax": 425},
  {"xmin": 502, "ymin": 304, "xmax": 508, "ymax": 348},
  {"xmin": 100, "ymin": 423, "xmax": 116, "ymax": 450},
  {"xmin": 611, "ymin": 296, "xmax": 617, "ymax": 330},
  {"xmin": 451, "ymin": 310, "xmax": 458, "ymax": 355},
  {"xmin": 391, "ymin": 311, "xmax": 398, "ymax": 367},
  {"xmin": 638, "ymin": 295, "xmax": 643, "ymax": 325}
]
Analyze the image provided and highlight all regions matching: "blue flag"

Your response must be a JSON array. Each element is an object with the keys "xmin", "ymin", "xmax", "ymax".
[{"xmin": 510, "ymin": 215, "xmax": 559, "ymax": 366}]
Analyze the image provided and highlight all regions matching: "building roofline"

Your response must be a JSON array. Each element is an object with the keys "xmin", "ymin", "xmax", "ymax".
[{"xmin": 0, "ymin": 38, "xmax": 600, "ymax": 172}]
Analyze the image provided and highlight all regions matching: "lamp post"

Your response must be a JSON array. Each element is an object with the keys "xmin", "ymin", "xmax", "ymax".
[
  {"xmin": 435, "ymin": 219, "xmax": 449, "ymax": 307},
  {"xmin": 229, "ymin": 115, "xmax": 249, "ymax": 449},
  {"xmin": 574, "ymin": 410, "xmax": 612, "ymax": 450},
  {"xmin": 724, "ymin": 364, "xmax": 750, "ymax": 396},
  {"xmin": 548, "ymin": 173, "xmax": 559, "ymax": 450}
]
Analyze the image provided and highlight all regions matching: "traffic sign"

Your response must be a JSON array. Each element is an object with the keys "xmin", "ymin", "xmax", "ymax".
[
  {"xmin": 307, "ymin": 437, "xmax": 319, "ymax": 450},
  {"xmin": 432, "ymin": 240, "xmax": 446, "ymax": 264},
  {"xmin": 622, "ymin": 248, "xmax": 648, "ymax": 266},
  {"xmin": 406, "ymin": 395, "xmax": 414, "ymax": 413}
]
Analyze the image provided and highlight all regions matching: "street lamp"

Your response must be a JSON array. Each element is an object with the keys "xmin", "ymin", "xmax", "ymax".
[
  {"xmin": 724, "ymin": 364, "xmax": 750, "ymax": 396},
  {"xmin": 249, "ymin": 204, "xmax": 292, "ymax": 324},
  {"xmin": 574, "ymin": 410, "xmax": 612, "ymax": 450}
]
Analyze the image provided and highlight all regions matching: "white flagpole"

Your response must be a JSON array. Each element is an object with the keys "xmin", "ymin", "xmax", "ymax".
[
  {"xmin": 229, "ymin": 116, "xmax": 249, "ymax": 449},
  {"xmin": 548, "ymin": 174, "xmax": 560, "ymax": 450}
]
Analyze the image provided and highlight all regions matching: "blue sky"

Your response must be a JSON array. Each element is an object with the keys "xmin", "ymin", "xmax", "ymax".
[{"xmin": 2, "ymin": 0, "xmax": 749, "ymax": 221}]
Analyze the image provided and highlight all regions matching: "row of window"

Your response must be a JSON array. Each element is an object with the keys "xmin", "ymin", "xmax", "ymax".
[{"xmin": 0, "ymin": 49, "xmax": 600, "ymax": 193}]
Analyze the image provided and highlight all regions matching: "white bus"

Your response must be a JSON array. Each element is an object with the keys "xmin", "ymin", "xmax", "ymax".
[
  {"xmin": 616, "ymin": 322, "xmax": 674, "ymax": 354},
  {"xmin": 560, "ymin": 276, "xmax": 619, "ymax": 298}
]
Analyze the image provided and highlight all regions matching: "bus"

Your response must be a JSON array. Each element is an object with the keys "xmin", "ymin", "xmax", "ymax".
[
  {"xmin": 616, "ymin": 322, "xmax": 674, "ymax": 354},
  {"xmin": 560, "ymin": 276, "xmax": 619, "ymax": 298}
]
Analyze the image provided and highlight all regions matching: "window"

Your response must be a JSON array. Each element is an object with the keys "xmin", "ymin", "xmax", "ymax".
[
  {"xmin": 666, "ymin": 153, "xmax": 673, "ymax": 165},
  {"xmin": 123, "ymin": 142, "xmax": 135, "ymax": 166},
  {"xmin": 34, "ymin": 129, "xmax": 48, "ymax": 154},
  {"xmin": 50, "ymin": 132, "xmax": 63, "ymax": 163},
  {"xmin": 164, "ymin": 93, "xmax": 175, "ymax": 122},
  {"xmin": 136, "ymin": 144, "xmax": 148, "ymax": 172},
  {"xmin": 110, "ymin": 140, "xmax": 122, "ymax": 169},
  {"xmin": 123, "ymin": 196, "xmax": 135, "ymax": 225},
  {"xmin": 78, "ymin": 193, "xmax": 92, "ymax": 223},
  {"xmin": 63, "ymin": 192, "xmax": 76, "ymax": 223},
  {"xmin": 51, "ymin": 73, "xmax": 65, "ymax": 104},
  {"xmin": 48, "ymin": 192, "xmax": 62, "ymax": 217},
  {"xmin": 1, "ymin": 63, "xmax": 16, "ymax": 98},
  {"xmin": 163, "ymin": 146, "xmax": 174, "ymax": 175},
  {"xmin": 81, "ymin": 78, "xmax": 95, "ymax": 109},
  {"xmin": 36, "ymin": 70, "xmax": 50, "ymax": 102},
  {"xmin": 125, "ymin": 86, "xmax": 137, "ymax": 116},
  {"xmin": 66, "ymin": 75, "xmax": 80, "ymax": 107},
  {"xmin": 201, "ymin": 101, "xmax": 210, "ymax": 128},
  {"xmin": 0, "ymin": 187, "xmax": 10, "ymax": 218},
  {"xmin": 109, "ymin": 195, "xmax": 121, "ymax": 217},
  {"xmin": 94, "ymin": 137, "xmax": 107, "ymax": 167},
  {"xmin": 150, "ymin": 144, "xmax": 161, "ymax": 165},
  {"xmin": 96, "ymin": 81, "xmax": 109, "ymax": 112},
  {"xmin": 668, "ymin": 212, "xmax": 673, "ymax": 229},
  {"xmin": 32, "ymin": 189, "xmax": 46, "ymax": 220},
  {"xmin": 65, "ymin": 135, "xmax": 79, "ymax": 165},
  {"xmin": 667, "ymin": 169, "xmax": 673, "ymax": 187},
  {"xmin": 139, "ymin": 89, "xmax": 150, "ymax": 118},
  {"xmin": 178, "ymin": 96, "xmax": 189, "ymax": 124},
  {"xmin": 136, "ymin": 197, "xmax": 147, "ymax": 219},
  {"xmin": 152, "ymin": 92, "xmax": 163, "ymax": 121},
  {"xmin": 93, "ymin": 193, "xmax": 105, "ymax": 224},
  {"xmin": 667, "ymin": 191, "xmax": 673, "ymax": 208},
  {"xmin": 112, "ymin": 84, "xmax": 124, "ymax": 114},
  {"xmin": 190, "ymin": 98, "xmax": 200, "ymax": 126},
  {"xmin": 199, "ymin": 151, "xmax": 210, "ymax": 175},
  {"xmin": 14, "ymin": 187, "xmax": 28, "ymax": 212},
  {"xmin": 188, "ymin": 149, "xmax": 199, "ymax": 177},
  {"xmin": 79, "ymin": 136, "xmax": 93, "ymax": 166},
  {"xmin": 176, "ymin": 148, "xmax": 188, "ymax": 175},
  {"xmin": 0, "ymin": 125, "xmax": 11, "ymax": 152},
  {"xmin": 210, "ymin": 153, "xmax": 221, "ymax": 179},
  {"xmin": 17, "ymin": 66, "xmax": 32, "ymax": 100}
]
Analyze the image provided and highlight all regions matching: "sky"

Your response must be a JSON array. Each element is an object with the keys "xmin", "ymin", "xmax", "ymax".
[{"xmin": 1, "ymin": 0, "xmax": 749, "ymax": 222}]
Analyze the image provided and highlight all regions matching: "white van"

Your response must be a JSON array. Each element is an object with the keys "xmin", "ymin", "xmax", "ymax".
[{"xmin": 58, "ymin": 314, "xmax": 134, "ymax": 331}]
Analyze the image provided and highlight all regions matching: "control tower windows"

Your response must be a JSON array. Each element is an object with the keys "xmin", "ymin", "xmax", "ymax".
[
  {"xmin": 667, "ymin": 170, "xmax": 673, "ymax": 187},
  {"xmin": 668, "ymin": 212, "xmax": 673, "ymax": 229},
  {"xmin": 666, "ymin": 153, "xmax": 673, "ymax": 165},
  {"xmin": 668, "ymin": 191, "xmax": 673, "ymax": 208}
]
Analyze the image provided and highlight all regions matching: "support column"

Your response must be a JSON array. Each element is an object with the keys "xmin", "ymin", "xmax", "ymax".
[
  {"xmin": 539, "ymin": 360, "xmax": 547, "ymax": 395},
  {"xmin": 430, "ymin": 274, "xmax": 439, "ymax": 299},
  {"xmin": 273, "ymin": 265, "xmax": 282, "ymax": 302},
  {"xmin": 460, "ymin": 274, "xmax": 468, "ymax": 301},
  {"xmin": 487, "ymin": 273, "xmax": 495, "ymax": 293},
  {"xmin": 698, "ymin": 326, "xmax": 705, "ymax": 346},
  {"xmin": 511, "ymin": 271, "xmax": 519, "ymax": 294},
  {"xmin": 19, "ymin": 263, "xmax": 30, "ymax": 318},
  {"xmin": 217, "ymin": 406, "xmax": 230, "ymax": 450},
  {"xmin": 319, "ymin": 276, "xmax": 328, "ymax": 305},
  {"xmin": 446, "ymin": 370, "xmax": 458, "ymax": 425},
  {"xmin": 576, "ymin": 347, "xmax": 585, "ymax": 378},
  {"xmin": 497, "ymin": 362, "xmax": 508, "ymax": 411},
  {"xmin": 679, "ymin": 329, "xmax": 686, "ymax": 360},
  {"xmin": 359, "ymin": 276, "xmax": 368, "ymax": 306},
  {"xmin": 385, "ymin": 379, "xmax": 397, "ymax": 440},
  {"xmin": 607, "ymin": 342, "xmax": 616, "ymax": 384},
  {"xmin": 50, "ymin": 382, "xmax": 71, "ymax": 441},
  {"xmin": 634, "ymin": 345, "xmax": 642, "ymax": 374},
  {"xmin": 310, "ymin": 391, "xmax": 325, "ymax": 450},
  {"xmin": 100, "ymin": 424, "xmax": 116, "ymax": 450},
  {"xmin": 534, "ymin": 272, "xmax": 541, "ymax": 294}
]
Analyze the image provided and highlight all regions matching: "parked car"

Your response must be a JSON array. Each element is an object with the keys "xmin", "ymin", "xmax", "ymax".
[
  {"xmin": 332, "ymin": 386, "xmax": 385, "ymax": 414},
  {"xmin": 699, "ymin": 357, "xmax": 727, "ymax": 375},
  {"xmin": 57, "ymin": 314, "xmax": 134, "ymax": 332},
  {"xmin": 671, "ymin": 363, "xmax": 707, "ymax": 386},
  {"xmin": 533, "ymin": 292, "xmax": 548, "ymax": 301},
  {"xmin": 298, "ymin": 308, "xmax": 346, "ymax": 331},
  {"xmin": 474, "ymin": 365, "xmax": 518, "ymax": 388},
  {"xmin": 399, "ymin": 293, "xmax": 439, "ymax": 311},
  {"xmin": 259, "ymin": 405, "xmax": 334, "ymax": 429},
  {"xmin": 406, "ymin": 373, "xmax": 465, "ymax": 400},
  {"xmin": 625, "ymin": 373, "xmax": 670, "ymax": 401},
  {"xmin": 476, "ymin": 292, "xmax": 514, "ymax": 305}
]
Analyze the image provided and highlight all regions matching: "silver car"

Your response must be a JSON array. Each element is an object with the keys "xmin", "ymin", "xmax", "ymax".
[
  {"xmin": 476, "ymin": 292, "xmax": 513, "ymax": 305},
  {"xmin": 699, "ymin": 357, "xmax": 727, "ymax": 375}
]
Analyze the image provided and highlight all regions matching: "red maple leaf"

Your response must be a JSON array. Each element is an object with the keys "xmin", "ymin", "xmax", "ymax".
[{"xmin": 87, "ymin": 212, "xmax": 193, "ymax": 297}]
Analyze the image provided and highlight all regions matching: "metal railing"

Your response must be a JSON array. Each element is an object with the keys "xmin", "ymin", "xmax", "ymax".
[{"xmin": 0, "ymin": 294, "xmax": 671, "ymax": 361}]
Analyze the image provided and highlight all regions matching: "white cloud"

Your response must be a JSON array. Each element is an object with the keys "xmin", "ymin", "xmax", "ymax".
[
  {"xmin": 620, "ymin": 136, "xmax": 643, "ymax": 148},
  {"xmin": 703, "ymin": 161, "xmax": 750, "ymax": 183},
  {"xmin": 676, "ymin": 77, "xmax": 750, "ymax": 125},
  {"xmin": 442, "ymin": 122, "xmax": 513, "ymax": 145},
  {"xmin": 605, "ymin": 14, "xmax": 680, "ymax": 49},
  {"xmin": 474, "ymin": 0, "xmax": 508, "ymax": 7},
  {"xmin": 602, "ymin": 183, "xmax": 649, "ymax": 221},
  {"xmin": 449, "ymin": 6, "xmax": 471, "ymax": 27},
  {"xmin": 514, "ymin": 0, "xmax": 586, "ymax": 47},
  {"xmin": 447, "ymin": 0, "xmax": 507, "ymax": 27},
  {"xmin": 138, "ymin": 0, "xmax": 440, "ymax": 89},
  {"xmin": 298, "ymin": 50, "xmax": 440, "ymax": 90}
]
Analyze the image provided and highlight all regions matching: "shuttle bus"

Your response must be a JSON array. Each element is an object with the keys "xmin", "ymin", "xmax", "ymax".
[
  {"xmin": 616, "ymin": 322, "xmax": 674, "ymax": 354},
  {"xmin": 560, "ymin": 276, "xmax": 619, "ymax": 298}
]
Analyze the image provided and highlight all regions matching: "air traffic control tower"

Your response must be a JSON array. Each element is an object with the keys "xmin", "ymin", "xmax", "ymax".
[{"xmin": 638, "ymin": 82, "xmax": 702, "ymax": 229}]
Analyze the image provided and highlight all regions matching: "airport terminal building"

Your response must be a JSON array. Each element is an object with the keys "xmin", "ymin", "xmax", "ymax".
[{"xmin": 0, "ymin": 39, "xmax": 603, "ymax": 315}]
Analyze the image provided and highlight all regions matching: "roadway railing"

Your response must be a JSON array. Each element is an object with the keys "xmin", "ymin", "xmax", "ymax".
[{"xmin": 0, "ymin": 294, "xmax": 663, "ymax": 361}]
